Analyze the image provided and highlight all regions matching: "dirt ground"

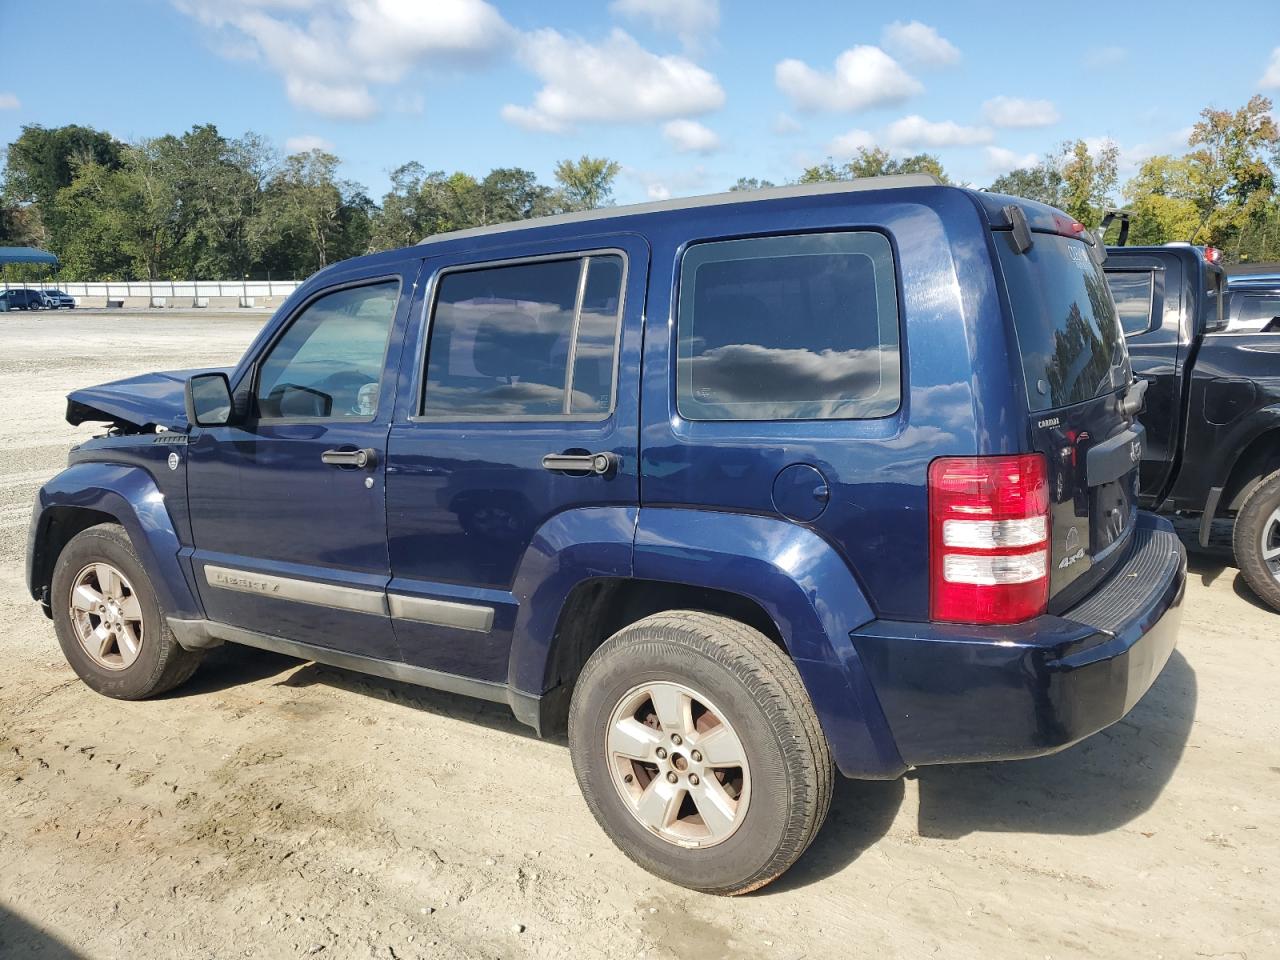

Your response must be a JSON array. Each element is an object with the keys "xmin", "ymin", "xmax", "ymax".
[{"xmin": 1, "ymin": 310, "xmax": 1277, "ymax": 960}]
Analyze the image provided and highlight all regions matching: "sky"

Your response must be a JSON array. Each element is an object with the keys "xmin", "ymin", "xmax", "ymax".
[{"xmin": 2, "ymin": 1, "xmax": 1279, "ymax": 205}]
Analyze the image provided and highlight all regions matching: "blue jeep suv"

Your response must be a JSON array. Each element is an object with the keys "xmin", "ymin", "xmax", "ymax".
[{"xmin": 27, "ymin": 176, "xmax": 1186, "ymax": 894}]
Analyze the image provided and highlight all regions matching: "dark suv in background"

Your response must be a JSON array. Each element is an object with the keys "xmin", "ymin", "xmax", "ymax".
[
  {"xmin": 0, "ymin": 287, "xmax": 47, "ymax": 310},
  {"xmin": 28, "ymin": 177, "xmax": 1185, "ymax": 894}
]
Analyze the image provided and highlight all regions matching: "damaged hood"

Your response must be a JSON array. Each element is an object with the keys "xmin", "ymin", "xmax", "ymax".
[{"xmin": 66, "ymin": 367, "xmax": 233, "ymax": 430}]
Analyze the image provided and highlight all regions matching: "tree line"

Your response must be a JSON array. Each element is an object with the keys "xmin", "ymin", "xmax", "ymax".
[{"xmin": 2, "ymin": 96, "xmax": 1277, "ymax": 281}]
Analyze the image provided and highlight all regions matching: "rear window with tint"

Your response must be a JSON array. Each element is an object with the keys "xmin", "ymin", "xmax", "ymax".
[
  {"xmin": 1106, "ymin": 271, "xmax": 1155, "ymax": 336},
  {"xmin": 997, "ymin": 233, "xmax": 1129, "ymax": 413},
  {"xmin": 676, "ymin": 232, "xmax": 900, "ymax": 421}
]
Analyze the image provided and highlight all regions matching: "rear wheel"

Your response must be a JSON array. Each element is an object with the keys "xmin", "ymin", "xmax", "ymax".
[
  {"xmin": 568, "ymin": 611, "xmax": 832, "ymax": 895},
  {"xmin": 1233, "ymin": 469, "xmax": 1280, "ymax": 612},
  {"xmin": 51, "ymin": 523, "xmax": 203, "ymax": 698}
]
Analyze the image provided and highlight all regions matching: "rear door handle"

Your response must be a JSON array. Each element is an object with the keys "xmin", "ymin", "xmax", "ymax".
[
  {"xmin": 321, "ymin": 447, "xmax": 378, "ymax": 469},
  {"xmin": 541, "ymin": 452, "xmax": 618, "ymax": 476}
]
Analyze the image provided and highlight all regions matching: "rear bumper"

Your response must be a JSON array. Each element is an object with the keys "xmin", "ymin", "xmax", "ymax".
[{"xmin": 853, "ymin": 512, "xmax": 1185, "ymax": 766}]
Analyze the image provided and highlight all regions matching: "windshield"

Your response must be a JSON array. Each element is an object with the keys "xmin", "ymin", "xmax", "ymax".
[{"xmin": 997, "ymin": 232, "xmax": 1129, "ymax": 413}]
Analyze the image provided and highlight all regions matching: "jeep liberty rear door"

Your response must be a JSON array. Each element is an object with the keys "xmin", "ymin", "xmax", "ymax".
[{"xmin": 383, "ymin": 235, "xmax": 647, "ymax": 683}]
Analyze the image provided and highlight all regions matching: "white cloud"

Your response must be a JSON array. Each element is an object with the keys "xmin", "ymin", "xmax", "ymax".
[
  {"xmin": 776, "ymin": 45, "xmax": 922, "ymax": 112},
  {"xmin": 881, "ymin": 21, "xmax": 959, "ymax": 67},
  {"xmin": 1262, "ymin": 47, "xmax": 1280, "ymax": 88},
  {"xmin": 611, "ymin": 0, "xmax": 718, "ymax": 47},
  {"xmin": 885, "ymin": 115, "xmax": 992, "ymax": 148},
  {"xmin": 982, "ymin": 96, "xmax": 1060, "ymax": 129},
  {"xmin": 503, "ymin": 28, "xmax": 724, "ymax": 132},
  {"xmin": 285, "ymin": 134, "xmax": 336, "ymax": 154},
  {"xmin": 0, "ymin": 92, "xmax": 18, "ymax": 110},
  {"xmin": 772, "ymin": 112, "xmax": 802, "ymax": 136},
  {"xmin": 663, "ymin": 118, "xmax": 721, "ymax": 153},
  {"xmin": 172, "ymin": 0, "xmax": 512, "ymax": 120},
  {"xmin": 985, "ymin": 146, "xmax": 1039, "ymax": 173},
  {"xmin": 828, "ymin": 128, "xmax": 876, "ymax": 157},
  {"xmin": 623, "ymin": 164, "xmax": 711, "ymax": 202}
]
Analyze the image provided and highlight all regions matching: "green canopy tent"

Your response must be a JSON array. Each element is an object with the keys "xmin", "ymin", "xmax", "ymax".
[{"xmin": 1, "ymin": 246, "xmax": 60, "ymax": 291}]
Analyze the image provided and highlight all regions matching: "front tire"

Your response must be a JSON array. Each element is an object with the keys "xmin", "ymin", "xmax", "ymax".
[
  {"xmin": 1233, "ymin": 470, "xmax": 1280, "ymax": 612},
  {"xmin": 51, "ymin": 523, "xmax": 203, "ymax": 699},
  {"xmin": 569, "ymin": 611, "xmax": 833, "ymax": 895}
]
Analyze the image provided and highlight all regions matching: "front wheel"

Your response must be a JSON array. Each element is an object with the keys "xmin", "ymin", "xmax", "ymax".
[
  {"xmin": 1234, "ymin": 470, "xmax": 1280, "ymax": 612},
  {"xmin": 51, "ymin": 523, "xmax": 203, "ymax": 699},
  {"xmin": 568, "ymin": 611, "xmax": 833, "ymax": 895}
]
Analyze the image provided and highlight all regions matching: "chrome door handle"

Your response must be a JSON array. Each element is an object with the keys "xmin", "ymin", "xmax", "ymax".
[
  {"xmin": 541, "ymin": 452, "xmax": 618, "ymax": 476},
  {"xmin": 321, "ymin": 447, "xmax": 378, "ymax": 469}
]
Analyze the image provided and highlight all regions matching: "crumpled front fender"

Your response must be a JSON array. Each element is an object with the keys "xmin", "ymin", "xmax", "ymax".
[{"xmin": 27, "ymin": 462, "xmax": 202, "ymax": 619}]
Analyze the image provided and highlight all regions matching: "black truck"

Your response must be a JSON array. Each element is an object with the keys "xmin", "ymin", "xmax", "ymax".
[{"xmin": 1104, "ymin": 241, "xmax": 1280, "ymax": 611}]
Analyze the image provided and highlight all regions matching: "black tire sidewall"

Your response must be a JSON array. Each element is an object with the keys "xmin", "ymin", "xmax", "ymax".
[
  {"xmin": 51, "ymin": 526, "xmax": 174, "ymax": 699},
  {"xmin": 1235, "ymin": 472, "xmax": 1280, "ymax": 612},
  {"xmin": 570, "ymin": 633, "xmax": 801, "ymax": 892}
]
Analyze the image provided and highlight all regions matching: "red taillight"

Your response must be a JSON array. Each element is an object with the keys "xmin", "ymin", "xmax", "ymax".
[
  {"xmin": 929, "ymin": 454, "xmax": 1050, "ymax": 625},
  {"xmin": 1204, "ymin": 246, "xmax": 1221, "ymax": 264}
]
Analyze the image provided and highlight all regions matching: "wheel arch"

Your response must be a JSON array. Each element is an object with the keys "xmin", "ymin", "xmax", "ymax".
[
  {"xmin": 1221, "ymin": 422, "xmax": 1280, "ymax": 513},
  {"xmin": 28, "ymin": 464, "xmax": 202, "ymax": 620},
  {"xmin": 506, "ymin": 505, "xmax": 906, "ymax": 779}
]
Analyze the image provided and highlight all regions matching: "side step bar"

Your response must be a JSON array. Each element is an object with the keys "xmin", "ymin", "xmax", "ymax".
[{"xmin": 167, "ymin": 617, "xmax": 554, "ymax": 734}]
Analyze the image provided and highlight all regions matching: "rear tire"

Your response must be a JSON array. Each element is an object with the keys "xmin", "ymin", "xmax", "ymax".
[
  {"xmin": 51, "ymin": 523, "xmax": 203, "ymax": 699},
  {"xmin": 568, "ymin": 611, "xmax": 833, "ymax": 895},
  {"xmin": 1233, "ymin": 470, "xmax": 1280, "ymax": 613}
]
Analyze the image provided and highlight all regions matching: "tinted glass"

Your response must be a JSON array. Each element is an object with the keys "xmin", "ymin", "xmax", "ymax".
[
  {"xmin": 676, "ymin": 232, "xmax": 900, "ymax": 421},
  {"xmin": 998, "ymin": 233, "xmax": 1129, "ymax": 413},
  {"xmin": 422, "ymin": 255, "xmax": 623, "ymax": 419},
  {"xmin": 256, "ymin": 281, "xmax": 398, "ymax": 419},
  {"xmin": 1106, "ymin": 272, "xmax": 1155, "ymax": 336}
]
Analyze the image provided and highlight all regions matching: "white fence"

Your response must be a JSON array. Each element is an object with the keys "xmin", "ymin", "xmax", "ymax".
[{"xmin": 8, "ymin": 280, "xmax": 304, "ymax": 299}]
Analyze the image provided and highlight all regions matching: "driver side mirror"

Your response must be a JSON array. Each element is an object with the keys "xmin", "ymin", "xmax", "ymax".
[{"xmin": 185, "ymin": 372, "xmax": 235, "ymax": 427}]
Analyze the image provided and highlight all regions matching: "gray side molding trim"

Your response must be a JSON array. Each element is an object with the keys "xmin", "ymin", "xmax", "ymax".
[
  {"xmin": 200, "ymin": 564, "xmax": 496, "ymax": 632},
  {"xmin": 204, "ymin": 564, "xmax": 388, "ymax": 615},
  {"xmin": 388, "ymin": 594, "xmax": 494, "ymax": 633}
]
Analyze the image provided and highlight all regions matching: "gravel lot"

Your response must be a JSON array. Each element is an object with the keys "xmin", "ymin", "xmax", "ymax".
[{"xmin": 1, "ymin": 310, "xmax": 1277, "ymax": 960}]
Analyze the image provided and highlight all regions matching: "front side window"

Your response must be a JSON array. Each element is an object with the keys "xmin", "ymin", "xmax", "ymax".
[
  {"xmin": 421, "ymin": 254, "xmax": 625, "ymax": 419},
  {"xmin": 676, "ymin": 232, "xmax": 901, "ymax": 421},
  {"xmin": 1106, "ymin": 271, "xmax": 1156, "ymax": 336},
  {"xmin": 256, "ymin": 280, "xmax": 399, "ymax": 420}
]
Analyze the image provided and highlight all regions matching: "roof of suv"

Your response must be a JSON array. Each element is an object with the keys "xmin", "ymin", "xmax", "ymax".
[{"xmin": 414, "ymin": 174, "xmax": 944, "ymax": 246}]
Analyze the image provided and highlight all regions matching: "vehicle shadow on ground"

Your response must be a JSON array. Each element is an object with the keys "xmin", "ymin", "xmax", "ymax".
[
  {"xmin": 0, "ymin": 905, "xmax": 85, "ymax": 959},
  {"xmin": 1184, "ymin": 549, "xmax": 1272, "ymax": 612},
  {"xmin": 914, "ymin": 649, "xmax": 1196, "ymax": 839},
  {"xmin": 759, "ymin": 775, "xmax": 907, "ymax": 893},
  {"xmin": 165, "ymin": 642, "xmax": 301, "ymax": 697},
  {"xmin": 164, "ymin": 643, "xmax": 551, "ymax": 741}
]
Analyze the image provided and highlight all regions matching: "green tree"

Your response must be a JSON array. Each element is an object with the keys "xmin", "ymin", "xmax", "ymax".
[
  {"xmin": 1183, "ymin": 95, "xmax": 1278, "ymax": 253},
  {"xmin": 552, "ymin": 155, "xmax": 621, "ymax": 211},
  {"xmin": 798, "ymin": 147, "xmax": 949, "ymax": 184},
  {"xmin": 990, "ymin": 139, "xmax": 1118, "ymax": 226},
  {"xmin": 254, "ymin": 150, "xmax": 371, "ymax": 277},
  {"xmin": 52, "ymin": 160, "xmax": 149, "ymax": 279},
  {"xmin": 729, "ymin": 177, "xmax": 776, "ymax": 191},
  {"xmin": 3, "ymin": 124, "xmax": 123, "ymax": 248},
  {"xmin": 1119, "ymin": 155, "xmax": 1201, "ymax": 246}
]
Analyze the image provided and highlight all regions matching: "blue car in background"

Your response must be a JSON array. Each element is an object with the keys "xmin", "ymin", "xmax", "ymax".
[{"xmin": 26, "ymin": 177, "xmax": 1186, "ymax": 894}]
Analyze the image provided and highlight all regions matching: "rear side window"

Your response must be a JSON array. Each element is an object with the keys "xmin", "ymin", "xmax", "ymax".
[
  {"xmin": 676, "ymin": 232, "xmax": 900, "ymax": 421},
  {"xmin": 1106, "ymin": 271, "xmax": 1155, "ymax": 336},
  {"xmin": 422, "ymin": 254, "xmax": 624, "ymax": 419},
  {"xmin": 997, "ymin": 234, "xmax": 1129, "ymax": 413}
]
